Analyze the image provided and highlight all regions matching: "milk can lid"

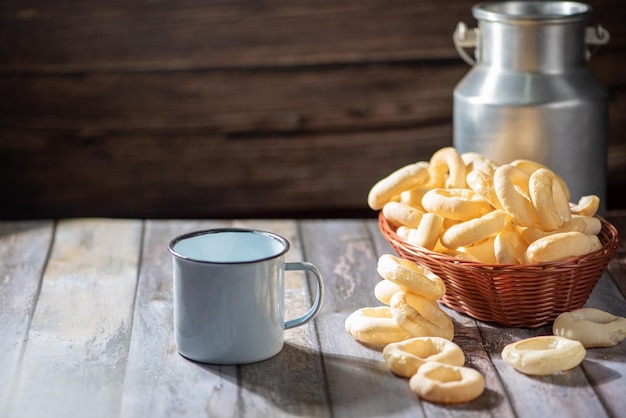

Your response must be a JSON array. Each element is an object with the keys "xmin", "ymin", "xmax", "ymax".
[{"xmin": 473, "ymin": 1, "xmax": 591, "ymax": 23}]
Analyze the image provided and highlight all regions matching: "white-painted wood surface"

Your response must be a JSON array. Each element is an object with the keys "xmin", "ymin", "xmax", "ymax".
[
  {"xmin": 1, "ymin": 214, "xmax": 625, "ymax": 418},
  {"xmin": 4, "ymin": 219, "xmax": 143, "ymax": 418}
]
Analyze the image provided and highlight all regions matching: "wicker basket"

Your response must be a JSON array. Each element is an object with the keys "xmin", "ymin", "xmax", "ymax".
[{"xmin": 379, "ymin": 212, "xmax": 620, "ymax": 328}]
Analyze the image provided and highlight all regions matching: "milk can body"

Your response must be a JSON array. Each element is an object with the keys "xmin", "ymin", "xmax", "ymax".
[{"xmin": 453, "ymin": 1, "xmax": 610, "ymax": 212}]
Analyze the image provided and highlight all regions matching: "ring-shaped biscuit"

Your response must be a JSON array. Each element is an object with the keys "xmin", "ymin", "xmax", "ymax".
[
  {"xmin": 382, "ymin": 201, "xmax": 425, "ymax": 229},
  {"xmin": 389, "ymin": 292, "xmax": 454, "ymax": 340},
  {"xmin": 466, "ymin": 169, "xmax": 502, "ymax": 210},
  {"xmin": 461, "ymin": 152, "xmax": 498, "ymax": 175},
  {"xmin": 392, "ymin": 291, "xmax": 451, "ymax": 328},
  {"xmin": 409, "ymin": 362, "xmax": 485, "ymax": 404},
  {"xmin": 400, "ymin": 187, "xmax": 431, "ymax": 212},
  {"xmin": 377, "ymin": 254, "xmax": 446, "ymax": 300},
  {"xmin": 553, "ymin": 308, "xmax": 626, "ymax": 348},
  {"xmin": 368, "ymin": 161, "xmax": 430, "ymax": 210},
  {"xmin": 518, "ymin": 216, "xmax": 595, "ymax": 245},
  {"xmin": 494, "ymin": 164, "xmax": 538, "ymax": 227},
  {"xmin": 374, "ymin": 279, "xmax": 403, "ymax": 305},
  {"xmin": 459, "ymin": 236, "xmax": 497, "ymax": 264},
  {"xmin": 510, "ymin": 159, "xmax": 571, "ymax": 201},
  {"xmin": 494, "ymin": 229, "xmax": 527, "ymax": 264},
  {"xmin": 404, "ymin": 213, "xmax": 444, "ymax": 250},
  {"xmin": 572, "ymin": 215, "xmax": 602, "ymax": 235},
  {"xmin": 440, "ymin": 209, "xmax": 508, "ymax": 249},
  {"xmin": 345, "ymin": 306, "xmax": 412, "ymax": 347},
  {"xmin": 529, "ymin": 168, "xmax": 572, "ymax": 231},
  {"xmin": 524, "ymin": 231, "xmax": 602, "ymax": 263},
  {"xmin": 395, "ymin": 226, "xmax": 410, "ymax": 240},
  {"xmin": 501, "ymin": 336, "xmax": 586, "ymax": 375},
  {"xmin": 435, "ymin": 246, "xmax": 481, "ymax": 262},
  {"xmin": 428, "ymin": 147, "xmax": 467, "ymax": 189},
  {"xmin": 422, "ymin": 188, "xmax": 493, "ymax": 221},
  {"xmin": 383, "ymin": 336, "xmax": 465, "ymax": 377},
  {"xmin": 571, "ymin": 195, "xmax": 600, "ymax": 217}
]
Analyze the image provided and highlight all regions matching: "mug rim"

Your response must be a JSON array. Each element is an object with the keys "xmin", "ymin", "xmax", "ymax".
[{"xmin": 167, "ymin": 227, "xmax": 290, "ymax": 265}]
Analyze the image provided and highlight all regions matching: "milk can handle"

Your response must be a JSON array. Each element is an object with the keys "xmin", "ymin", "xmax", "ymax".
[
  {"xmin": 453, "ymin": 22, "xmax": 479, "ymax": 66},
  {"xmin": 454, "ymin": 22, "xmax": 610, "ymax": 66},
  {"xmin": 585, "ymin": 24, "xmax": 610, "ymax": 60}
]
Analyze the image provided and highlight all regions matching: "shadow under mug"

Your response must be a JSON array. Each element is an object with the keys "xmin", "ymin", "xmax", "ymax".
[{"xmin": 168, "ymin": 228, "xmax": 324, "ymax": 364}]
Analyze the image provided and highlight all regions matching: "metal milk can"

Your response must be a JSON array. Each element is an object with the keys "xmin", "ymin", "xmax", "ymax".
[{"xmin": 452, "ymin": 1, "xmax": 610, "ymax": 212}]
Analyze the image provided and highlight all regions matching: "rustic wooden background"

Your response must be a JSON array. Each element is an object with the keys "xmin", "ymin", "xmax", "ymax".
[{"xmin": 1, "ymin": 0, "xmax": 625, "ymax": 219}]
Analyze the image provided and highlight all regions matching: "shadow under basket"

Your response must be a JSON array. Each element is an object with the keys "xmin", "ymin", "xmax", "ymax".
[{"xmin": 379, "ymin": 213, "xmax": 620, "ymax": 328}]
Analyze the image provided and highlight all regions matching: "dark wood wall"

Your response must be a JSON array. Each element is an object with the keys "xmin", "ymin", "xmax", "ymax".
[{"xmin": 2, "ymin": 0, "xmax": 625, "ymax": 219}]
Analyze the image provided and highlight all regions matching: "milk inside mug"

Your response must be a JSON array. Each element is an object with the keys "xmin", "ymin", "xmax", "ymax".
[
  {"xmin": 453, "ymin": 1, "xmax": 610, "ymax": 213},
  {"xmin": 168, "ymin": 228, "xmax": 324, "ymax": 364}
]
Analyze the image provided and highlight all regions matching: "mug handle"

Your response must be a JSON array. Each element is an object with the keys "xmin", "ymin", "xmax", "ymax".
[{"xmin": 284, "ymin": 262, "xmax": 325, "ymax": 330}]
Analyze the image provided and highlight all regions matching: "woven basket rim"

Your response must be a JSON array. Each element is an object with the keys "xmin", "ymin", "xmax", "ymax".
[{"xmin": 378, "ymin": 212, "xmax": 620, "ymax": 270}]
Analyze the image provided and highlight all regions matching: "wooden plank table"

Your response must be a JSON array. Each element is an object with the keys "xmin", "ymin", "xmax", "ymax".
[{"xmin": 1, "ymin": 212, "xmax": 625, "ymax": 418}]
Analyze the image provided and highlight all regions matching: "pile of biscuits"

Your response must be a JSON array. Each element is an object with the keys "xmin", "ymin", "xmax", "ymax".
[
  {"xmin": 344, "ymin": 252, "xmax": 626, "ymax": 401},
  {"xmin": 368, "ymin": 147, "xmax": 602, "ymax": 264},
  {"xmin": 345, "ymin": 253, "xmax": 485, "ymax": 403}
]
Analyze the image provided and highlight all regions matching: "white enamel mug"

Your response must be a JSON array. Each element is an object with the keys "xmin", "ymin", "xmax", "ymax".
[{"xmin": 168, "ymin": 228, "xmax": 324, "ymax": 364}]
